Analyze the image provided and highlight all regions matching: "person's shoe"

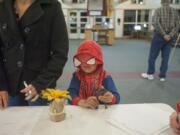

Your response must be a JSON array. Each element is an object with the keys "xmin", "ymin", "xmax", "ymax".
[
  {"xmin": 141, "ymin": 73, "xmax": 154, "ymax": 80},
  {"xmin": 160, "ymin": 78, "xmax": 166, "ymax": 82}
]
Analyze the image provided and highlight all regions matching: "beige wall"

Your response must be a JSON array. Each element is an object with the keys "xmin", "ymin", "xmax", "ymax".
[
  {"xmin": 59, "ymin": 0, "xmax": 180, "ymax": 39},
  {"xmin": 114, "ymin": 0, "xmax": 180, "ymax": 38}
]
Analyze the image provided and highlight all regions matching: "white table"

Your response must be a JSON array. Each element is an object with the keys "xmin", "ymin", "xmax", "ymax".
[{"xmin": 0, "ymin": 103, "xmax": 177, "ymax": 135}]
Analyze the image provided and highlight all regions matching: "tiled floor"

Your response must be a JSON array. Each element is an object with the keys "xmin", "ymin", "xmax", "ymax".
[{"xmin": 57, "ymin": 39, "xmax": 180, "ymax": 109}]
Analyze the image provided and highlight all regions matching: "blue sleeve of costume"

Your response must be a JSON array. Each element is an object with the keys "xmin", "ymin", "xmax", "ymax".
[
  {"xmin": 103, "ymin": 75, "xmax": 120, "ymax": 104},
  {"xmin": 68, "ymin": 73, "xmax": 80, "ymax": 98}
]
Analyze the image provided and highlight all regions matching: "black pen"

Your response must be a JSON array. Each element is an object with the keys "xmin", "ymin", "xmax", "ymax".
[{"xmin": 104, "ymin": 104, "xmax": 108, "ymax": 109}]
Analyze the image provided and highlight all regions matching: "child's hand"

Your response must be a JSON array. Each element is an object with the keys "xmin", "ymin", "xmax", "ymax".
[
  {"xmin": 98, "ymin": 91, "xmax": 113, "ymax": 103},
  {"xmin": 170, "ymin": 112, "xmax": 180, "ymax": 134},
  {"xmin": 86, "ymin": 96, "xmax": 99, "ymax": 109},
  {"xmin": 78, "ymin": 96, "xmax": 99, "ymax": 109}
]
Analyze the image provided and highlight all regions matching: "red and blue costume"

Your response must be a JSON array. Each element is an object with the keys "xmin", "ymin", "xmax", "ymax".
[{"xmin": 68, "ymin": 40, "xmax": 120, "ymax": 105}]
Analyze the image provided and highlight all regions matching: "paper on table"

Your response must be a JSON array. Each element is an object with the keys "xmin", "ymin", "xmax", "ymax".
[
  {"xmin": 105, "ymin": 105, "xmax": 172, "ymax": 135},
  {"xmin": 0, "ymin": 107, "xmax": 44, "ymax": 135}
]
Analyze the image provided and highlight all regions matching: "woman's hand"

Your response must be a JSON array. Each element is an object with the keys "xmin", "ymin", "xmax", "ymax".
[
  {"xmin": 98, "ymin": 91, "xmax": 113, "ymax": 103},
  {"xmin": 0, "ymin": 91, "xmax": 8, "ymax": 110},
  {"xmin": 170, "ymin": 112, "xmax": 180, "ymax": 134},
  {"xmin": 163, "ymin": 34, "xmax": 171, "ymax": 42},
  {"xmin": 78, "ymin": 96, "xmax": 99, "ymax": 109},
  {"xmin": 20, "ymin": 84, "xmax": 39, "ymax": 102}
]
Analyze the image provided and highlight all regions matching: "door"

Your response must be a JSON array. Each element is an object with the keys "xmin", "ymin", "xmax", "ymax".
[{"xmin": 67, "ymin": 10, "xmax": 88, "ymax": 39}]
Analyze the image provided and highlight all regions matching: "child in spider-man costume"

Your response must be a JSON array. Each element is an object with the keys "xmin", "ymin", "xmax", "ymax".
[{"xmin": 68, "ymin": 40, "xmax": 120, "ymax": 109}]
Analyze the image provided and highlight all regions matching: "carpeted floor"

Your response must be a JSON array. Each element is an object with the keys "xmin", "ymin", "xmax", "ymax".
[{"xmin": 57, "ymin": 39, "xmax": 180, "ymax": 109}]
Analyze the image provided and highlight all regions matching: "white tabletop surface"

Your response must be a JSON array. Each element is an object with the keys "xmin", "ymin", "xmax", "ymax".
[{"xmin": 0, "ymin": 103, "xmax": 177, "ymax": 135}]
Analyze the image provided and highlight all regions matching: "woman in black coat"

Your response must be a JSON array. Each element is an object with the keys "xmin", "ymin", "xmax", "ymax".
[{"xmin": 0, "ymin": 0, "xmax": 69, "ymax": 109}]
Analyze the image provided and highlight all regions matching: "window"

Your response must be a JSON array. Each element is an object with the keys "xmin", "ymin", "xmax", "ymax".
[
  {"xmin": 79, "ymin": 0, "xmax": 86, "ymax": 3},
  {"xmin": 124, "ymin": 10, "xmax": 136, "ymax": 22},
  {"xmin": 131, "ymin": 0, "xmax": 144, "ymax": 4},
  {"xmin": 81, "ymin": 18, "xmax": 87, "ymax": 22},
  {"xmin": 178, "ymin": 10, "xmax": 180, "ymax": 15},
  {"xmin": 123, "ymin": 10, "xmax": 149, "ymax": 36},
  {"xmin": 176, "ymin": 0, "xmax": 180, "ymax": 4},
  {"xmin": 80, "ymin": 24, "xmax": 86, "ymax": 33},
  {"xmin": 131, "ymin": 0, "xmax": 136, "ymax": 4},
  {"xmin": 72, "ymin": 0, "xmax": 78, "ymax": 3},
  {"xmin": 171, "ymin": 0, "xmax": 180, "ymax": 4},
  {"xmin": 95, "ymin": 18, "xmax": 103, "ymax": 24},
  {"xmin": 81, "ymin": 12, "xmax": 88, "ymax": 16},
  {"xmin": 69, "ymin": 12, "xmax": 77, "ymax": 23},
  {"xmin": 62, "ymin": 0, "xmax": 86, "ymax": 4},
  {"xmin": 124, "ymin": 24, "xmax": 135, "ymax": 35},
  {"xmin": 105, "ymin": 18, "xmax": 110, "ymax": 22},
  {"xmin": 137, "ymin": 10, "xmax": 149, "ymax": 22},
  {"xmin": 138, "ymin": 0, "xmax": 144, "ymax": 4}
]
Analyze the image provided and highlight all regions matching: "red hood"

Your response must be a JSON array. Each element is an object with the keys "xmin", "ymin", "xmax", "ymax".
[{"xmin": 74, "ymin": 40, "xmax": 103, "ymax": 65}]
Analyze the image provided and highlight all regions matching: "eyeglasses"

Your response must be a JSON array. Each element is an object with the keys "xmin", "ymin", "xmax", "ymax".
[{"xmin": 74, "ymin": 57, "xmax": 96, "ymax": 67}]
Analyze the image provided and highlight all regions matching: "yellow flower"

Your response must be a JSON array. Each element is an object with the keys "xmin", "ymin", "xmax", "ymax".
[{"xmin": 41, "ymin": 88, "xmax": 71, "ymax": 101}]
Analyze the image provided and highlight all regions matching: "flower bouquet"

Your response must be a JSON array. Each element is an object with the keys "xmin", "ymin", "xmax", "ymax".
[{"xmin": 41, "ymin": 89, "xmax": 71, "ymax": 122}]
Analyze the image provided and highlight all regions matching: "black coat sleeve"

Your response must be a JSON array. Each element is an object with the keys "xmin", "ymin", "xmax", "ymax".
[
  {"xmin": 32, "ymin": 1, "xmax": 69, "ymax": 92},
  {"xmin": 0, "ymin": 37, "xmax": 8, "ymax": 91}
]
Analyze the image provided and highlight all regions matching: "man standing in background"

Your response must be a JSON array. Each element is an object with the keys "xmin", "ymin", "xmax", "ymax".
[{"xmin": 141, "ymin": 0, "xmax": 180, "ymax": 82}]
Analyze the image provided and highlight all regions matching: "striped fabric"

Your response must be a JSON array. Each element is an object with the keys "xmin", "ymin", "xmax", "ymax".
[{"xmin": 154, "ymin": 5, "xmax": 180, "ymax": 37}]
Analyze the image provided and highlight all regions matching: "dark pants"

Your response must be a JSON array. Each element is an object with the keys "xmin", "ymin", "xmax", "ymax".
[
  {"xmin": 8, "ymin": 93, "xmax": 48, "ymax": 106},
  {"xmin": 147, "ymin": 32, "xmax": 173, "ymax": 78}
]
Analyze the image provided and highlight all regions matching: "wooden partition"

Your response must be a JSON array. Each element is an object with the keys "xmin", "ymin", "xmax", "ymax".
[{"xmin": 85, "ymin": 26, "xmax": 114, "ymax": 45}]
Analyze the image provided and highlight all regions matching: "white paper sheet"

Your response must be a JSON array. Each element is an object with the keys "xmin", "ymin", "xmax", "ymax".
[
  {"xmin": 106, "ymin": 104, "xmax": 172, "ymax": 135},
  {"xmin": 0, "ymin": 107, "xmax": 44, "ymax": 135}
]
